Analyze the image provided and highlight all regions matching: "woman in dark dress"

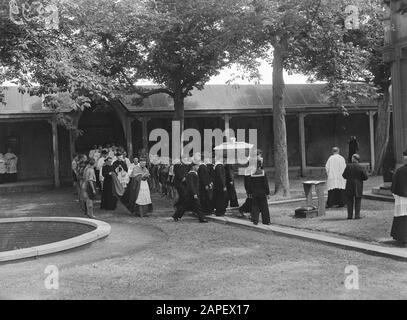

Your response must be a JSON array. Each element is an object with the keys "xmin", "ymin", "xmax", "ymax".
[{"xmin": 101, "ymin": 157, "xmax": 118, "ymax": 210}]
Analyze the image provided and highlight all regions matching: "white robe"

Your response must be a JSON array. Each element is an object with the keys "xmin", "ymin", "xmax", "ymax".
[
  {"xmin": 325, "ymin": 154, "xmax": 346, "ymax": 190},
  {"xmin": 393, "ymin": 194, "xmax": 407, "ymax": 217}
]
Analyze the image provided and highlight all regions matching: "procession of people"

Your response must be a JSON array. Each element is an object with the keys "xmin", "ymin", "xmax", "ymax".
[
  {"xmin": 70, "ymin": 142, "xmax": 272, "ymax": 226},
  {"xmin": 68, "ymin": 139, "xmax": 407, "ymax": 247}
]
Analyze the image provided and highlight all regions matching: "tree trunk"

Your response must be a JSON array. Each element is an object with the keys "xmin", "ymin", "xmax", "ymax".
[
  {"xmin": 173, "ymin": 89, "xmax": 185, "ymax": 157},
  {"xmin": 272, "ymin": 46, "xmax": 290, "ymax": 197},
  {"xmin": 373, "ymin": 89, "xmax": 391, "ymax": 176}
]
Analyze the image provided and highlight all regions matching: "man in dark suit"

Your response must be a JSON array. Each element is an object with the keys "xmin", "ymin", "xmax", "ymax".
[
  {"xmin": 213, "ymin": 156, "xmax": 228, "ymax": 216},
  {"xmin": 172, "ymin": 162, "xmax": 208, "ymax": 223},
  {"xmin": 342, "ymin": 153, "xmax": 368, "ymax": 219},
  {"xmin": 197, "ymin": 155, "xmax": 213, "ymax": 214},
  {"xmin": 225, "ymin": 164, "xmax": 239, "ymax": 208},
  {"xmin": 248, "ymin": 160, "xmax": 271, "ymax": 225},
  {"xmin": 238, "ymin": 166, "xmax": 253, "ymax": 217},
  {"xmin": 173, "ymin": 157, "xmax": 188, "ymax": 208}
]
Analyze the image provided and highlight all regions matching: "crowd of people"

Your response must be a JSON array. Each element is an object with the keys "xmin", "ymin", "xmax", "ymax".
[
  {"xmin": 68, "ymin": 138, "xmax": 407, "ymax": 245},
  {"xmin": 71, "ymin": 143, "xmax": 271, "ymax": 226},
  {"xmin": 0, "ymin": 148, "xmax": 18, "ymax": 184}
]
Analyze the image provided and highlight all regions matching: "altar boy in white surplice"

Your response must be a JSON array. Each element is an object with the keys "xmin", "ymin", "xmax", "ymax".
[{"xmin": 325, "ymin": 147, "xmax": 347, "ymax": 208}]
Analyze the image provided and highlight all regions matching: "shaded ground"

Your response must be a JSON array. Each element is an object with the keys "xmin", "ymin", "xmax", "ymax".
[
  {"xmin": 1, "ymin": 183, "xmax": 407, "ymax": 300},
  {"xmin": 233, "ymin": 175, "xmax": 383, "ymax": 201},
  {"xmin": 230, "ymin": 199, "xmax": 395, "ymax": 245},
  {"xmin": 233, "ymin": 175, "xmax": 395, "ymax": 245}
]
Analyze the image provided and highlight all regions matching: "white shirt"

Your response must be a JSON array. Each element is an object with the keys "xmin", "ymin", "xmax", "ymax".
[
  {"xmin": 124, "ymin": 157, "xmax": 131, "ymax": 168},
  {"xmin": 128, "ymin": 163, "xmax": 137, "ymax": 176},
  {"xmin": 325, "ymin": 154, "xmax": 346, "ymax": 190},
  {"xmin": 89, "ymin": 149, "xmax": 96, "ymax": 159},
  {"xmin": 93, "ymin": 150, "xmax": 101, "ymax": 162},
  {"xmin": 96, "ymin": 157, "xmax": 105, "ymax": 171},
  {"xmin": 393, "ymin": 194, "xmax": 407, "ymax": 217}
]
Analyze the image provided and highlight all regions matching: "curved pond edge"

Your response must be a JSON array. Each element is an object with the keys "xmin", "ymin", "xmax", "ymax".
[{"xmin": 0, "ymin": 217, "xmax": 111, "ymax": 262}]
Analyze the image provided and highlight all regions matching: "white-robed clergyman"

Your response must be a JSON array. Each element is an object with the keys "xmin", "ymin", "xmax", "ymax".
[
  {"xmin": 391, "ymin": 149, "xmax": 407, "ymax": 245},
  {"xmin": 325, "ymin": 147, "xmax": 346, "ymax": 208}
]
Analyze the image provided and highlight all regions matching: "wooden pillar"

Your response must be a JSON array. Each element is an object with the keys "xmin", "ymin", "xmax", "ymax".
[
  {"xmin": 224, "ymin": 114, "xmax": 231, "ymax": 140},
  {"xmin": 125, "ymin": 118, "xmax": 134, "ymax": 159},
  {"xmin": 137, "ymin": 116, "xmax": 150, "ymax": 156},
  {"xmin": 368, "ymin": 111, "xmax": 375, "ymax": 172},
  {"xmin": 69, "ymin": 130, "xmax": 76, "ymax": 160},
  {"xmin": 298, "ymin": 113, "xmax": 306, "ymax": 177},
  {"xmin": 50, "ymin": 120, "xmax": 60, "ymax": 188},
  {"xmin": 68, "ymin": 110, "xmax": 81, "ymax": 161}
]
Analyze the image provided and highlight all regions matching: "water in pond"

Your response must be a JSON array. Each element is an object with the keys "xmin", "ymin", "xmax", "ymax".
[{"xmin": 0, "ymin": 221, "xmax": 95, "ymax": 252}]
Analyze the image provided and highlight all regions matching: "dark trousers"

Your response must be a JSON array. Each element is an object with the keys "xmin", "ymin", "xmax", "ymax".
[
  {"xmin": 95, "ymin": 170, "xmax": 100, "ymax": 189},
  {"xmin": 174, "ymin": 183, "xmax": 187, "ymax": 207},
  {"xmin": 226, "ymin": 183, "xmax": 239, "ymax": 208},
  {"xmin": 239, "ymin": 197, "xmax": 252, "ymax": 213},
  {"xmin": 199, "ymin": 186, "xmax": 213, "ymax": 214},
  {"xmin": 173, "ymin": 197, "xmax": 206, "ymax": 221},
  {"xmin": 346, "ymin": 195, "xmax": 362, "ymax": 219},
  {"xmin": 0, "ymin": 173, "xmax": 4, "ymax": 184},
  {"xmin": 326, "ymin": 189, "xmax": 346, "ymax": 207},
  {"xmin": 213, "ymin": 188, "xmax": 227, "ymax": 216},
  {"xmin": 251, "ymin": 194, "xmax": 270, "ymax": 224}
]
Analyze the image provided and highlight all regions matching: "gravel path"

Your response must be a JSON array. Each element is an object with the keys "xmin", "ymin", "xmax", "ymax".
[
  {"xmin": 1, "ymin": 183, "xmax": 407, "ymax": 300},
  {"xmin": 1, "ymin": 213, "xmax": 407, "ymax": 299}
]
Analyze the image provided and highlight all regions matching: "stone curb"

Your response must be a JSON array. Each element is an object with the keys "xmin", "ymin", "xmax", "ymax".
[
  {"xmin": 0, "ymin": 217, "xmax": 111, "ymax": 263},
  {"xmin": 207, "ymin": 215, "xmax": 407, "ymax": 261}
]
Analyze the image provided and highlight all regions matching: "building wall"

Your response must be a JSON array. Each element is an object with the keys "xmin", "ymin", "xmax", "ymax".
[
  {"xmin": 129, "ymin": 112, "xmax": 371, "ymax": 170},
  {"xmin": 0, "ymin": 121, "xmax": 52, "ymax": 180},
  {"xmin": 305, "ymin": 113, "xmax": 371, "ymax": 166},
  {"xmin": 231, "ymin": 115, "xmax": 300, "ymax": 167},
  {"xmin": 58, "ymin": 126, "xmax": 72, "ymax": 179},
  {"xmin": 0, "ymin": 121, "xmax": 72, "ymax": 181},
  {"xmin": 76, "ymin": 109, "xmax": 125, "ymax": 153}
]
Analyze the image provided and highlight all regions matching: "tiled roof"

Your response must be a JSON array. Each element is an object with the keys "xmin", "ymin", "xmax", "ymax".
[
  {"xmin": 119, "ymin": 84, "xmax": 376, "ymax": 112},
  {"xmin": 0, "ymin": 84, "xmax": 377, "ymax": 116}
]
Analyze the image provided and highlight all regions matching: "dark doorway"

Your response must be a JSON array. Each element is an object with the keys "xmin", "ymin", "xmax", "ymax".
[{"xmin": 76, "ymin": 106, "xmax": 125, "ymax": 153}]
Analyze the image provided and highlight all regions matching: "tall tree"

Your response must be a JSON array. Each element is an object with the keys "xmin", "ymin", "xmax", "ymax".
[
  {"xmin": 246, "ymin": 0, "xmax": 325, "ymax": 197},
  {"xmin": 288, "ymin": 0, "xmax": 391, "ymax": 175},
  {"xmin": 0, "ymin": 0, "xmax": 115, "ymax": 124},
  {"xmin": 79, "ymin": 0, "xmax": 259, "ymax": 134}
]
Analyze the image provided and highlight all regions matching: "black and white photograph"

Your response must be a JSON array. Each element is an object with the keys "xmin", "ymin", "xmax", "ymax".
[{"xmin": 1, "ymin": 0, "xmax": 407, "ymax": 307}]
